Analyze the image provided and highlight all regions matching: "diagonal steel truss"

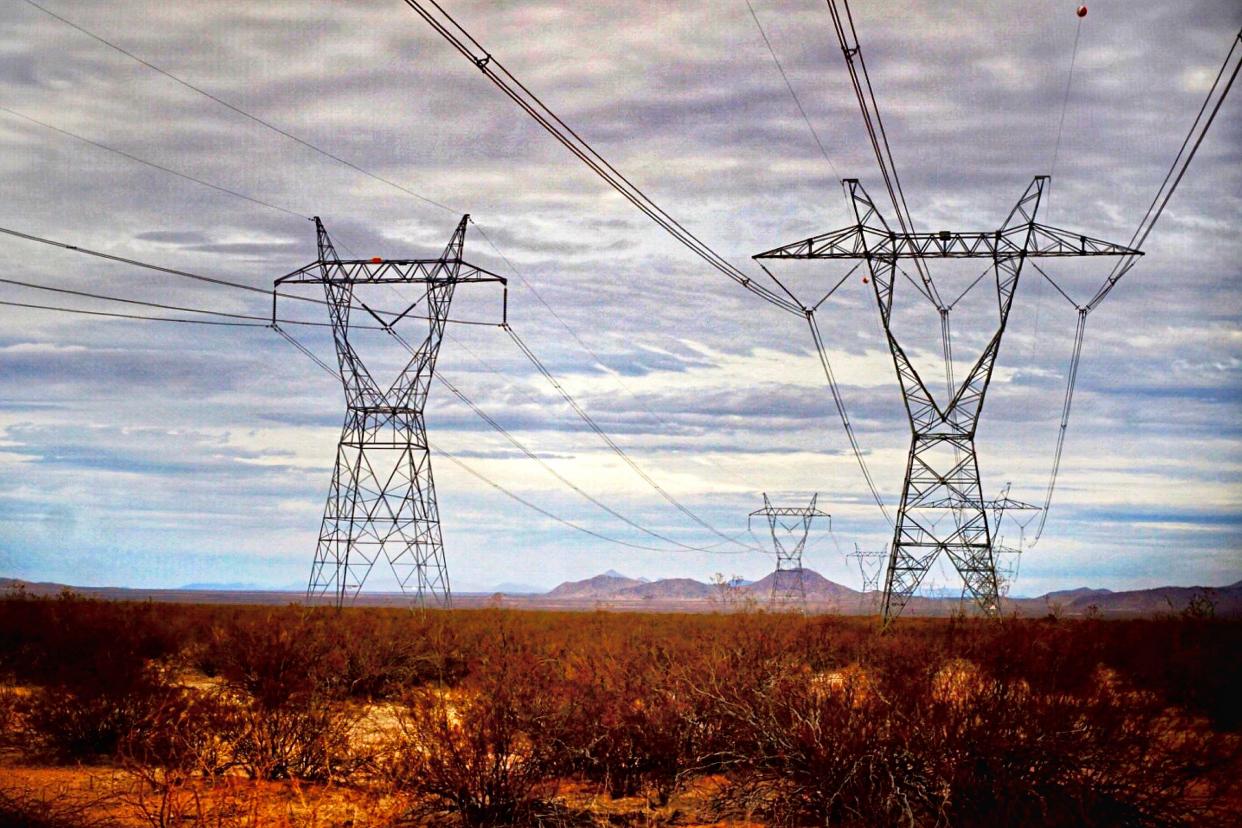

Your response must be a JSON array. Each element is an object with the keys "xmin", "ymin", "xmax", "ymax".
[
  {"xmin": 274, "ymin": 216, "xmax": 505, "ymax": 608},
  {"xmin": 749, "ymin": 493, "xmax": 830, "ymax": 609},
  {"xmin": 757, "ymin": 176, "xmax": 1138, "ymax": 624}
]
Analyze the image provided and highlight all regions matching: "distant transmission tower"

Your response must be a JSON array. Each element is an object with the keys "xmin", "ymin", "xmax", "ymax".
[
  {"xmin": 758, "ymin": 177, "xmax": 1138, "ymax": 624},
  {"xmin": 985, "ymin": 483, "xmax": 1041, "ymax": 599},
  {"xmin": 274, "ymin": 216, "xmax": 505, "ymax": 608},
  {"xmin": 847, "ymin": 543, "xmax": 887, "ymax": 612},
  {"xmin": 750, "ymin": 493, "xmax": 830, "ymax": 610}
]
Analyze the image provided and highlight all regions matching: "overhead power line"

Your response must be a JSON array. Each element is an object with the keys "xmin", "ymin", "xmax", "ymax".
[
  {"xmin": 19, "ymin": 0, "xmax": 713, "ymax": 475},
  {"xmin": 1, "ymin": 225, "xmax": 275, "ymax": 297},
  {"xmin": 504, "ymin": 324, "xmax": 762, "ymax": 553},
  {"xmin": 385, "ymin": 324, "xmax": 756, "ymax": 554},
  {"xmin": 1048, "ymin": 10, "xmax": 1086, "ymax": 214},
  {"xmin": 0, "ymin": 273, "xmax": 291, "ymax": 324},
  {"xmin": 18, "ymin": 0, "xmax": 453, "ymax": 214},
  {"xmin": 433, "ymin": 442, "xmax": 731, "ymax": 555},
  {"xmin": 1032, "ymin": 27, "xmax": 1242, "ymax": 544},
  {"xmin": 281, "ymin": 320, "xmax": 744, "ymax": 555},
  {"xmin": 397, "ymin": 0, "xmax": 802, "ymax": 317},
  {"xmin": 0, "ymin": 105, "xmax": 305, "ymax": 220},
  {"xmin": 0, "ymin": 297, "xmax": 265, "ymax": 327},
  {"xmin": 806, "ymin": 311, "xmax": 893, "ymax": 524},
  {"xmin": 0, "ymin": 225, "xmax": 500, "ymax": 328},
  {"xmin": 436, "ymin": 371, "xmax": 740, "ymax": 554},
  {"xmin": 743, "ymin": 0, "xmax": 842, "ymax": 182}
]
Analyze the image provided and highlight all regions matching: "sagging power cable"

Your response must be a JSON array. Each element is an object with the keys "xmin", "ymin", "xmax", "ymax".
[
  {"xmin": 504, "ymin": 323, "xmax": 763, "ymax": 553},
  {"xmin": 436, "ymin": 372, "xmax": 741, "ymax": 555},
  {"xmin": 1032, "ymin": 28, "xmax": 1241, "ymax": 544},
  {"xmin": 18, "ymin": 0, "xmax": 720, "ymax": 460},
  {"xmin": 806, "ymin": 310, "xmax": 893, "ymax": 525},
  {"xmin": 0, "ymin": 226, "xmax": 500, "ymax": 329},
  {"xmin": 0, "ymin": 105, "xmax": 305, "ymax": 220},
  {"xmin": 743, "ymin": 0, "xmax": 842, "ymax": 183},
  {"xmin": 823, "ymin": 0, "xmax": 959, "ymax": 413},
  {"xmin": 1047, "ymin": 7, "xmax": 1085, "ymax": 217},
  {"xmin": 280, "ymin": 320, "xmax": 742, "ymax": 555},
  {"xmin": 17, "ymin": 0, "xmax": 453, "ymax": 215},
  {"xmin": 398, "ymin": 0, "xmax": 802, "ymax": 317},
  {"xmin": 0, "ymin": 298, "xmax": 265, "ymax": 327}
]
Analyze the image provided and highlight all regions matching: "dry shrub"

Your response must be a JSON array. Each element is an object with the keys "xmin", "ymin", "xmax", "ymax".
[
  {"xmin": 700, "ymin": 644, "xmax": 1241, "ymax": 827},
  {"xmin": 20, "ymin": 667, "xmax": 178, "ymax": 761},
  {"xmin": 382, "ymin": 629, "xmax": 567, "ymax": 826},
  {"xmin": 553, "ymin": 645, "xmax": 702, "ymax": 805},
  {"xmin": 1, "ymin": 595, "xmax": 1239, "ymax": 825},
  {"xmin": 203, "ymin": 610, "xmax": 366, "ymax": 781},
  {"xmin": 0, "ymin": 685, "xmax": 26, "ymax": 748},
  {"xmin": 121, "ymin": 686, "xmax": 242, "ymax": 776},
  {"xmin": 2, "ymin": 592, "xmax": 184, "ymax": 762}
]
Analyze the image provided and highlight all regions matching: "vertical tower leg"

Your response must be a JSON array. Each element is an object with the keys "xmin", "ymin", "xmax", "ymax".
[
  {"xmin": 309, "ymin": 411, "xmax": 381, "ymax": 607},
  {"xmin": 880, "ymin": 433, "xmax": 997, "ymax": 621},
  {"xmin": 381, "ymin": 412, "xmax": 450, "ymax": 608}
]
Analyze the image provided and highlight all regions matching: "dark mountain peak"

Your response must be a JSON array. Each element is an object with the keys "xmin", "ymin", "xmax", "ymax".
[
  {"xmin": 1044, "ymin": 587, "xmax": 1114, "ymax": 600},
  {"xmin": 547, "ymin": 572, "xmax": 645, "ymax": 598},
  {"xmin": 745, "ymin": 568, "xmax": 858, "ymax": 599}
]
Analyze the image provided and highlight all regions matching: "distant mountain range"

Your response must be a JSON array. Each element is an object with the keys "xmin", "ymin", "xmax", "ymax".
[
  {"xmin": 3, "ymin": 573, "xmax": 1239, "ymax": 616},
  {"xmin": 540, "ymin": 570, "xmax": 1242, "ymax": 616}
]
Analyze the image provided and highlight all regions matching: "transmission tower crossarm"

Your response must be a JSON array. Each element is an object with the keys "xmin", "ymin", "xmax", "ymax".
[
  {"xmin": 749, "ymin": 506, "xmax": 832, "ymax": 518},
  {"xmin": 755, "ymin": 221, "xmax": 1141, "ymax": 260},
  {"xmin": 759, "ymin": 174, "xmax": 1141, "ymax": 624},
  {"xmin": 276, "ymin": 260, "xmax": 506, "ymax": 286}
]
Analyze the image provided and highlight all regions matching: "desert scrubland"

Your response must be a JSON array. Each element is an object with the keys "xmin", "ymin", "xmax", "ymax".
[{"xmin": 0, "ymin": 589, "xmax": 1239, "ymax": 826}]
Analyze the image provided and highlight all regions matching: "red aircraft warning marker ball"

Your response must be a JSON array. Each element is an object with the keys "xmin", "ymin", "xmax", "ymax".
[
  {"xmin": 1077, "ymin": 5, "xmax": 1088, "ymax": 17},
  {"xmin": 370, "ymin": 256, "xmax": 382, "ymax": 263}
]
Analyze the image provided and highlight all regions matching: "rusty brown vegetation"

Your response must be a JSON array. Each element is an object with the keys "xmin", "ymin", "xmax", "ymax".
[{"xmin": 0, "ymin": 589, "xmax": 1239, "ymax": 826}]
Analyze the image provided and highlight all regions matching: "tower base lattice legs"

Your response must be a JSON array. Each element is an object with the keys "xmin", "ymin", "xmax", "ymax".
[
  {"xmin": 881, "ymin": 433, "xmax": 999, "ymax": 621},
  {"xmin": 308, "ymin": 408, "xmax": 449, "ymax": 609}
]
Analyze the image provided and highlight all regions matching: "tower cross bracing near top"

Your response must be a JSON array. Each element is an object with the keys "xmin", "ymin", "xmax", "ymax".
[
  {"xmin": 274, "ymin": 216, "xmax": 506, "ymax": 609},
  {"xmin": 757, "ymin": 176, "xmax": 1139, "ymax": 624}
]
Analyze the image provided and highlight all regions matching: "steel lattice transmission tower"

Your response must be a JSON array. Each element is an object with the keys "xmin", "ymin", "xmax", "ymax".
[
  {"xmin": 757, "ymin": 177, "xmax": 1138, "ymax": 624},
  {"xmin": 749, "ymin": 493, "xmax": 830, "ymax": 609},
  {"xmin": 847, "ymin": 543, "xmax": 887, "ymax": 612},
  {"xmin": 274, "ymin": 216, "xmax": 505, "ymax": 608}
]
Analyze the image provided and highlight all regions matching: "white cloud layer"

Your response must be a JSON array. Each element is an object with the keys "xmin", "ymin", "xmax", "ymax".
[{"xmin": 0, "ymin": 0, "xmax": 1238, "ymax": 593}]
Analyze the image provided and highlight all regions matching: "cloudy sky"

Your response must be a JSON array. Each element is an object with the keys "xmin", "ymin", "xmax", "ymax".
[{"xmin": 1, "ymin": 0, "xmax": 1238, "ymax": 595}]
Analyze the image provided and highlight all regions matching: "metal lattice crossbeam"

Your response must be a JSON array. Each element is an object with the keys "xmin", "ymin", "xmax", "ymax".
[
  {"xmin": 756, "ymin": 176, "xmax": 1138, "ymax": 624},
  {"xmin": 755, "ymin": 223, "xmax": 1137, "ymax": 260}
]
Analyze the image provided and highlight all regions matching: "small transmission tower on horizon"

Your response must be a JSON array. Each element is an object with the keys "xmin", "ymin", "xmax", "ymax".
[
  {"xmin": 847, "ymin": 543, "xmax": 887, "ymax": 612},
  {"xmin": 757, "ymin": 176, "xmax": 1139, "ymax": 624},
  {"xmin": 274, "ymin": 216, "xmax": 505, "ymax": 609},
  {"xmin": 750, "ymin": 493, "xmax": 830, "ymax": 610}
]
